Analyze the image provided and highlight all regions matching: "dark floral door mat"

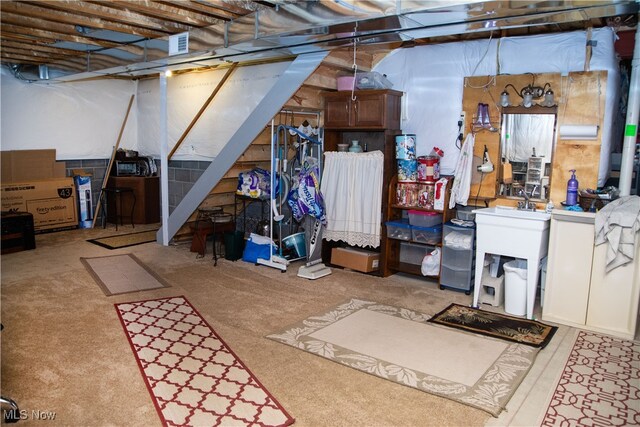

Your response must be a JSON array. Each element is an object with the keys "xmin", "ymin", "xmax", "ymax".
[{"xmin": 428, "ymin": 303, "xmax": 558, "ymax": 349}]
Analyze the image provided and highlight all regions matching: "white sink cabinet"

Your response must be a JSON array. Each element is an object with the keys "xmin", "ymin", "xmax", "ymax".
[
  {"xmin": 472, "ymin": 206, "xmax": 551, "ymax": 320},
  {"xmin": 542, "ymin": 210, "xmax": 640, "ymax": 340}
]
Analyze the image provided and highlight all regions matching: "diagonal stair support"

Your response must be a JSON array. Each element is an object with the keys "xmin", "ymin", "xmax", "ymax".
[{"xmin": 158, "ymin": 50, "xmax": 329, "ymax": 243}]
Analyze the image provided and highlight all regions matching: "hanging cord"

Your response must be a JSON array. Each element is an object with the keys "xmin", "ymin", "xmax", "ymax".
[
  {"xmin": 351, "ymin": 21, "xmax": 359, "ymax": 101},
  {"xmin": 465, "ymin": 31, "xmax": 496, "ymax": 89}
]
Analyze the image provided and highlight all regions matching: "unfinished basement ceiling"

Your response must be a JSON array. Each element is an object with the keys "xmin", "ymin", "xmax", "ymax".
[{"xmin": 1, "ymin": 1, "xmax": 638, "ymax": 82}]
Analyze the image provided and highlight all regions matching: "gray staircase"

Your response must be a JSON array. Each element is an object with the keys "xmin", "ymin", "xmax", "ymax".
[{"xmin": 157, "ymin": 51, "xmax": 329, "ymax": 243}]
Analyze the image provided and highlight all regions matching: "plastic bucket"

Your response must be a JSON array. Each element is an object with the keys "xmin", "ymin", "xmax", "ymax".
[
  {"xmin": 504, "ymin": 259, "xmax": 528, "ymax": 316},
  {"xmin": 395, "ymin": 135, "xmax": 416, "ymax": 160},
  {"xmin": 282, "ymin": 232, "xmax": 306, "ymax": 259},
  {"xmin": 417, "ymin": 156, "xmax": 440, "ymax": 183},
  {"xmin": 397, "ymin": 159, "xmax": 417, "ymax": 182}
]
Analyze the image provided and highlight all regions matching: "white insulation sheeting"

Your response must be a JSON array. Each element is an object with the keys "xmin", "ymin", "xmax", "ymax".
[
  {"xmin": 0, "ymin": 68, "xmax": 138, "ymax": 159},
  {"xmin": 374, "ymin": 28, "xmax": 620, "ymax": 187},
  {"xmin": 1, "ymin": 61, "xmax": 291, "ymax": 162},
  {"xmin": 137, "ymin": 61, "xmax": 291, "ymax": 160}
]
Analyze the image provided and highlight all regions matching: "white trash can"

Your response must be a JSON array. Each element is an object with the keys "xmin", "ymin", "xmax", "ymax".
[{"xmin": 503, "ymin": 259, "xmax": 528, "ymax": 316}]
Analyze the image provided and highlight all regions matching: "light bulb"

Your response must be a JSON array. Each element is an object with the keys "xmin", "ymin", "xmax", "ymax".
[
  {"xmin": 522, "ymin": 91, "xmax": 533, "ymax": 108},
  {"xmin": 540, "ymin": 89, "xmax": 555, "ymax": 107},
  {"xmin": 500, "ymin": 91, "xmax": 510, "ymax": 107},
  {"xmin": 164, "ymin": 70, "xmax": 173, "ymax": 77}
]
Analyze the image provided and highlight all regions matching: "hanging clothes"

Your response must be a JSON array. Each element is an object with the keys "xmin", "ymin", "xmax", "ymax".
[
  {"xmin": 321, "ymin": 151, "xmax": 384, "ymax": 248},
  {"xmin": 449, "ymin": 133, "xmax": 475, "ymax": 209}
]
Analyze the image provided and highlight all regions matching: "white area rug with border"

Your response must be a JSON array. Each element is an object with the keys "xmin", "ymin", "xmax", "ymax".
[{"xmin": 267, "ymin": 298, "xmax": 539, "ymax": 417}]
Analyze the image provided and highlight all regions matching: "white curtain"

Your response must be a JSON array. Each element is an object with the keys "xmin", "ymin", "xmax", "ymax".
[{"xmin": 321, "ymin": 151, "xmax": 384, "ymax": 248}]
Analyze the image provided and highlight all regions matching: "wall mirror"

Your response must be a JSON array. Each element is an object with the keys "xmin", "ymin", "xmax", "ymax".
[{"xmin": 498, "ymin": 106, "xmax": 557, "ymax": 201}]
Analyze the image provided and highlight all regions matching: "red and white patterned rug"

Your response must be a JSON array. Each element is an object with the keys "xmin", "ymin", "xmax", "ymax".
[
  {"xmin": 115, "ymin": 296, "xmax": 294, "ymax": 427},
  {"xmin": 541, "ymin": 330, "xmax": 639, "ymax": 426}
]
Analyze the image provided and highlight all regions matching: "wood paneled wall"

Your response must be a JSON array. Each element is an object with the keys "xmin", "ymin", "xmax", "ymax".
[{"xmin": 462, "ymin": 70, "xmax": 607, "ymax": 206}]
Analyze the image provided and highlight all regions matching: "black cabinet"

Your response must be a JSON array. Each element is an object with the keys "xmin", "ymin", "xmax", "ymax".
[{"xmin": 1, "ymin": 211, "xmax": 36, "ymax": 254}]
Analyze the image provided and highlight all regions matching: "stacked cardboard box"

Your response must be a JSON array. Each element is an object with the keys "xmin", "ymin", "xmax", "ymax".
[{"xmin": 1, "ymin": 150, "xmax": 77, "ymax": 232}]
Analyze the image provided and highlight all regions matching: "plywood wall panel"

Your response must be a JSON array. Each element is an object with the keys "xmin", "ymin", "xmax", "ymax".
[{"xmin": 463, "ymin": 71, "xmax": 604, "ymax": 206}]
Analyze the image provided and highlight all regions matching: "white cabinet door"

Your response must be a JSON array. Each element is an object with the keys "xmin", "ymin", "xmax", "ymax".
[
  {"xmin": 542, "ymin": 213, "xmax": 594, "ymax": 325},
  {"xmin": 587, "ymin": 232, "xmax": 640, "ymax": 339}
]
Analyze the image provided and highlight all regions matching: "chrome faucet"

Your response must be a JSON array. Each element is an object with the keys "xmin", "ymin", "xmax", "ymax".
[{"xmin": 518, "ymin": 186, "xmax": 538, "ymax": 211}]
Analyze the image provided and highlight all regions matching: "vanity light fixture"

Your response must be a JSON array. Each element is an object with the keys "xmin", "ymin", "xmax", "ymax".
[{"xmin": 500, "ymin": 81, "xmax": 555, "ymax": 108}]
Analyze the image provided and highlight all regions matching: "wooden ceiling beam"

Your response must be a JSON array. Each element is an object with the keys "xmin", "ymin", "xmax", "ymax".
[
  {"xmin": 0, "ymin": 11, "xmax": 146, "ymax": 44},
  {"xmin": 2, "ymin": 39, "xmax": 95, "ymax": 56},
  {"xmin": 1, "ymin": 46, "xmax": 125, "ymax": 69},
  {"xmin": 0, "ymin": 30, "xmax": 58, "ymax": 44},
  {"xmin": 90, "ymin": 0, "xmax": 222, "ymax": 27},
  {"xmin": 0, "ymin": 22, "xmax": 155, "ymax": 58},
  {"xmin": 154, "ymin": 0, "xmax": 236, "ymax": 21},
  {"xmin": 190, "ymin": 0, "xmax": 255, "ymax": 18},
  {"xmin": 6, "ymin": 1, "xmax": 171, "ymax": 37},
  {"xmin": 0, "ymin": 23, "xmax": 125, "ymax": 49}
]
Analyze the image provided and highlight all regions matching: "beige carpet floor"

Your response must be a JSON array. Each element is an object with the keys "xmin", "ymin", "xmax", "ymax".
[{"xmin": 0, "ymin": 224, "xmax": 577, "ymax": 426}]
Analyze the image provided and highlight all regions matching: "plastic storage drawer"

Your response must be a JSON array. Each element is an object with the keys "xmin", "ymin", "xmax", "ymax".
[
  {"xmin": 408, "ymin": 210, "xmax": 442, "ymax": 228},
  {"xmin": 440, "ymin": 265, "xmax": 473, "ymax": 290},
  {"xmin": 385, "ymin": 220, "xmax": 412, "ymax": 241},
  {"xmin": 441, "ymin": 245, "xmax": 474, "ymax": 270},
  {"xmin": 399, "ymin": 242, "xmax": 434, "ymax": 265},
  {"xmin": 411, "ymin": 224, "xmax": 442, "ymax": 245}
]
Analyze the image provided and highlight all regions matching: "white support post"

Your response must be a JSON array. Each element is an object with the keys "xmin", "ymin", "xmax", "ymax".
[
  {"xmin": 619, "ymin": 24, "xmax": 640, "ymax": 196},
  {"xmin": 158, "ymin": 73, "xmax": 170, "ymax": 245}
]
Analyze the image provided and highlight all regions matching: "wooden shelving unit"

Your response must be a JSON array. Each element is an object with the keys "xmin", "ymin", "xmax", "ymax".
[{"xmin": 384, "ymin": 175, "xmax": 456, "ymax": 280}]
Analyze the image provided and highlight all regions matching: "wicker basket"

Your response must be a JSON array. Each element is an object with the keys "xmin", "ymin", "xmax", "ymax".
[{"xmin": 578, "ymin": 193, "xmax": 611, "ymax": 212}]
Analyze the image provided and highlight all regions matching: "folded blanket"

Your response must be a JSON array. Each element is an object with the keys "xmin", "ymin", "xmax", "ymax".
[{"xmin": 594, "ymin": 195, "xmax": 640, "ymax": 272}]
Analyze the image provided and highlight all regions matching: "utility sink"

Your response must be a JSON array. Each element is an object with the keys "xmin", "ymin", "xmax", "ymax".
[
  {"xmin": 473, "ymin": 205, "xmax": 551, "ymax": 223},
  {"xmin": 471, "ymin": 205, "xmax": 551, "ymax": 319}
]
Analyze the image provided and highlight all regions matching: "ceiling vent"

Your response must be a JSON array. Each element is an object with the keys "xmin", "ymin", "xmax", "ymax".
[{"xmin": 168, "ymin": 32, "xmax": 189, "ymax": 56}]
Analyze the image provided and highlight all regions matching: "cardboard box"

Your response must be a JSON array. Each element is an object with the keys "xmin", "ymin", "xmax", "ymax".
[
  {"xmin": 1, "ymin": 178, "xmax": 77, "ymax": 232},
  {"xmin": 1, "ymin": 149, "xmax": 65, "ymax": 183},
  {"xmin": 331, "ymin": 247, "xmax": 380, "ymax": 273}
]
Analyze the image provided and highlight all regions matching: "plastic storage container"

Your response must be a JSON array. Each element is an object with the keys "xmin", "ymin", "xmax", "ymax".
[
  {"xmin": 440, "ymin": 266, "xmax": 472, "ymax": 290},
  {"xmin": 504, "ymin": 259, "xmax": 528, "ymax": 316},
  {"xmin": 355, "ymin": 72, "xmax": 393, "ymax": 90},
  {"xmin": 456, "ymin": 209, "xmax": 476, "ymax": 222},
  {"xmin": 399, "ymin": 242, "xmax": 434, "ymax": 265},
  {"xmin": 408, "ymin": 210, "xmax": 442, "ymax": 227},
  {"xmin": 441, "ymin": 245, "xmax": 472, "ymax": 270},
  {"xmin": 386, "ymin": 220, "xmax": 412, "ymax": 241},
  {"xmin": 337, "ymin": 76, "xmax": 355, "ymax": 91},
  {"xmin": 411, "ymin": 224, "xmax": 442, "ymax": 244}
]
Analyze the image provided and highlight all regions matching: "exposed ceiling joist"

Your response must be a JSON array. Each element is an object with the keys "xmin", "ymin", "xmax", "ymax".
[
  {"xmin": 6, "ymin": 1, "xmax": 176, "ymax": 37},
  {"xmin": 0, "ymin": 1, "xmax": 636, "ymax": 82}
]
